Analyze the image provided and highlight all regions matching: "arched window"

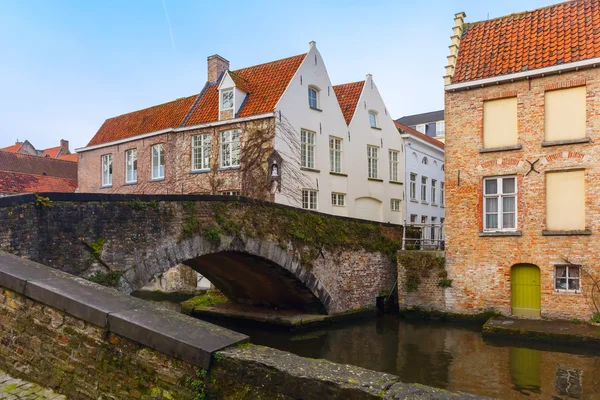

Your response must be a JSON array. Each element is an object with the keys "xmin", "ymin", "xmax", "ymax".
[
  {"xmin": 422, "ymin": 157, "xmax": 428, "ymax": 165},
  {"xmin": 308, "ymin": 86, "xmax": 320, "ymax": 109},
  {"xmin": 412, "ymin": 152, "xmax": 418, "ymax": 163},
  {"xmin": 441, "ymin": 164, "xmax": 445, "ymax": 171}
]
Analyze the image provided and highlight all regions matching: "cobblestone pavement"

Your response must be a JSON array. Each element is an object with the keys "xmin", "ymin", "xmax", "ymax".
[{"xmin": 0, "ymin": 372, "xmax": 66, "ymax": 399}]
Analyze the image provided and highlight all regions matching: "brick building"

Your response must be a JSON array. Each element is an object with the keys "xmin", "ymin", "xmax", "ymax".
[
  {"xmin": 444, "ymin": 0, "xmax": 600, "ymax": 320},
  {"xmin": 76, "ymin": 43, "xmax": 405, "ymax": 224}
]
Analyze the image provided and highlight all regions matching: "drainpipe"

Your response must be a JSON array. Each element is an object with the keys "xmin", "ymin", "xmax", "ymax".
[{"xmin": 401, "ymin": 220, "xmax": 406, "ymax": 251}]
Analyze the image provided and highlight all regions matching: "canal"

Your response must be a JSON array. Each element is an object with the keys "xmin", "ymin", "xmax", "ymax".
[{"xmin": 134, "ymin": 293, "xmax": 600, "ymax": 399}]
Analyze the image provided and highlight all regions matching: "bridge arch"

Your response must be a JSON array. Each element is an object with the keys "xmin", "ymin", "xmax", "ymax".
[{"xmin": 128, "ymin": 234, "xmax": 333, "ymax": 314}]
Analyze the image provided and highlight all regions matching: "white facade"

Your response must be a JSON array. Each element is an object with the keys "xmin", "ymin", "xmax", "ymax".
[
  {"xmin": 272, "ymin": 42, "xmax": 405, "ymax": 224},
  {"xmin": 401, "ymin": 133, "xmax": 445, "ymax": 227}
]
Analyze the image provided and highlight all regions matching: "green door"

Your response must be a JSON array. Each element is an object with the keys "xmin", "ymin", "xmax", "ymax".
[{"xmin": 511, "ymin": 264, "xmax": 541, "ymax": 318}]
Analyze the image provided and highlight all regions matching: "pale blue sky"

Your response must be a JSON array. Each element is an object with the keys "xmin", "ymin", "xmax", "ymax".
[{"xmin": 0, "ymin": 0, "xmax": 556, "ymax": 150}]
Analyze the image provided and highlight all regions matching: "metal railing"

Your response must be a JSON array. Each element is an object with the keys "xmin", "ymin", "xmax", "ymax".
[{"xmin": 402, "ymin": 223, "xmax": 445, "ymax": 251}]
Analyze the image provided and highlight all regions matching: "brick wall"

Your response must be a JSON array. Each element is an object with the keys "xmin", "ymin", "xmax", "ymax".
[
  {"xmin": 397, "ymin": 251, "xmax": 447, "ymax": 312},
  {"xmin": 445, "ymin": 69, "xmax": 600, "ymax": 320}
]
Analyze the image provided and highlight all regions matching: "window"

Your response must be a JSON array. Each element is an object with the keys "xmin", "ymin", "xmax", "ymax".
[
  {"xmin": 308, "ymin": 87, "xmax": 319, "ymax": 109},
  {"xmin": 409, "ymin": 173, "xmax": 417, "ymax": 200},
  {"xmin": 220, "ymin": 191, "xmax": 240, "ymax": 196},
  {"xmin": 431, "ymin": 217, "xmax": 438, "ymax": 239},
  {"xmin": 101, "ymin": 154, "xmax": 112, "ymax": 186},
  {"xmin": 415, "ymin": 124, "xmax": 426, "ymax": 133},
  {"xmin": 441, "ymin": 182, "xmax": 445, "ymax": 206},
  {"xmin": 389, "ymin": 150, "xmax": 399, "ymax": 182},
  {"xmin": 220, "ymin": 129, "xmax": 241, "ymax": 168},
  {"xmin": 483, "ymin": 176, "xmax": 516, "ymax": 231},
  {"xmin": 302, "ymin": 189, "xmax": 318, "ymax": 210},
  {"xmin": 391, "ymin": 199, "xmax": 401, "ymax": 211},
  {"xmin": 421, "ymin": 176, "xmax": 428, "ymax": 202},
  {"xmin": 421, "ymin": 215, "xmax": 427, "ymax": 224},
  {"xmin": 431, "ymin": 179, "xmax": 437, "ymax": 204},
  {"xmin": 192, "ymin": 134, "xmax": 211, "ymax": 171},
  {"xmin": 545, "ymin": 86, "xmax": 586, "ymax": 142},
  {"xmin": 152, "ymin": 144, "xmax": 165, "ymax": 179},
  {"xmin": 125, "ymin": 149, "xmax": 137, "ymax": 183},
  {"xmin": 483, "ymin": 97, "xmax": 517, "ymax": 149},
  {"xmin": 410, "ymin": 214, "xmax": 417, "ymax": 223},
  {"xmin": 555, "ymin": 265, "xmax": 581, "ymax": 291},
  {"xmin": 331, "ymin": 193, "xmax": 345, "ymax": 207},
  {"xmin": 436, "ymin": 121, "xmax": 445, "ymax": 136},
  {"xmin": 367, "ymin": 145, "xmax": 379, "ymax": 179},
  {"xmin": 546, "ymin": 170, "xmax": 585, "ymax": 231},
  {"xmin": 329, "ymin": 137, "xmax": 342, "ymax": 173},
  {"xmin": 422, "ymin": 157, "xmax": 428, "ymax": 165},
  {"xmin": 221, "ymin": 89, "xmax": 233, "ymax": 110},
  {"xmin": 301, "ymin": 129, "xmax": 316, "ymax": 169},
  {"xmin": 369, "ymin": 111, "xmax": 378, "ymax": 128}
]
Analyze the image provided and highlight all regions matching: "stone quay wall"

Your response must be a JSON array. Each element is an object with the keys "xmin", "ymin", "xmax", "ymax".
[
  {"xmin": 397, "ymin": 251, "xmax": 448, "ymax": 313},
  {"xmin": 0, "ymin": 193, "xmax": 400, "ymax": 314},
  {"xmin": 0, "ymin": 252, "xmax": 481, "ymax": 400}
]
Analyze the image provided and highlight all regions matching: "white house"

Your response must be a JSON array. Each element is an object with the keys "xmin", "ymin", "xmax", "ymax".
[{"xmin": 394, "ymin": 121, "xmax": 444, "ymax": 237}]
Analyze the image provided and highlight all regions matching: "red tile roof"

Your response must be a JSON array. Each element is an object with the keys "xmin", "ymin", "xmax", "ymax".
[
  {"xmin": 57, "ymin": 153, "xmax": 78, "ymax": 162},
  {"xmin": 43, "ymin": 146, "xmax": 61, "ymax": 158},
  {"xmin": 0, "ymin": 151, "xmax": 78, "ymax": 180},
  {"xmin": 0, "ymin": 171, "xmax": 77, "ymax": 194},
  {"xmin": 453, "ymin": 0, "xmax": 600, "ymax": 84},
  {"xmin": 87, "ymin": 53, "xmax": 307, "ymax": 146},
  {"xmin": 394, "ymin": 121, "xmax": 445, "ymax": 150},
  {"xmin": 333, "ymin": 81, "xmax": 365, "ymax": 125},
  {"xmin": 1, "ymin": 143, "xmax": 23, "ymax": 153},
  {"xmin": 184, "ymin": 53, "xmax": 306, "ymax": 126}
]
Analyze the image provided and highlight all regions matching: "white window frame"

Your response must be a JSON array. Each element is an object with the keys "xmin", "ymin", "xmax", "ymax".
[
  {"xmin": 125, "ymin": 149, "xmax": 137, "ymax": 184},
  {"xmin": 220, "ymin": 191, "xmax": 240, "ymax": 196},
  {"xmin": 101, "ymin": 154, "xmax": 112, "ymax": 187},
  {"xmin": 301, "ymin": 129, "xmax": 316, "ymax": 169},
  {"xmin": 421, "ymin": 176, "xmax": 428, "ymax": 202},
  {"xmin": 410, "ymin": 173, "xmax": 417, "ymax": 200},
  {"xmin": 220, "ymin": 129, "xmax": 241, "ymax": 168},
  {"xmin": 221, "ymin": 88, "xmax": 234, "ymax": 111},
  {"xmin": 329, "ymin": 136, "xmax": 342, "ymax": 173},
  {"xmin": 431, "ymin": 179, "xmax": 437, "ymax": 204},
  {"xmin": 483, "ymin": 176, "xmax": 517, "ymax": 232},
  {"xmin": 367, "ymin": 145, "xmax": 379, "ymax": 179},
  {"xmin": 308, "ymin": 86, "xmax": 319, "ymax": 109},
  {"xmin": 389, "ymin": 150, "xmax": 399, "ymax": 182},
  {"xmin": 441, "ymin": 182, "xmax": 445, "ymax": 206},
  {"xmin": 192, "ymin": 134, "xmax": 211, "ymax": 171},
  {"xmin": 302, "ymin": 189, "xmax": 318, "ymax": 210},
  {"xmin": 410, "ymin": 214, "xmax": 417, "ymax": 223},
  {"xmin": 436, "ymin": 121, "xmax": 445, "ymax": 136},
  {"xmin": 415, "ymin": 124, "xmax": 426, "ymax": 133},
  {"xmin": 151, "ymin": 144, "xmax": 165, "ymax": 180},
  {"xmin": 331, "ymin": 192, "xmax": 345, "ymax": 207},
  {"xmin": 554, "ymin": 264, "xmax": 581, "ymax": 292},
  {"xmin": 369, "ymin": 111, "xmax": 378, "ymax": 128},
  {"xmin": 391, "ymin": 199, "xmax": 401, "ymax": 211}
]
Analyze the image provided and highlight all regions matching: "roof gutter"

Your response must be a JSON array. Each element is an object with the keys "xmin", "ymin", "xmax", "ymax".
[
  {"xmin": 445, "ymin": 56, "xmax": 600, "ymax": 91},
  {"xmin": 76, "ymin": 112, "xmax": 276, "ymax": 153}
]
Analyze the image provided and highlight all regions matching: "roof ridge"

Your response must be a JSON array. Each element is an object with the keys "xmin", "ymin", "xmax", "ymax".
[
  {"xmin": 105, "ymin": 94, "xmax": 199, "ymax": 121},
  {"xmin": 332, "ymin": 80, "xmax": 365, "ymax": 88},
  {"xmin": 470, "ymin": 0, "xmax": 583, "ymax": 25},
  {"xmin": 232, "ymin": 53, "xmax": 307, "ymax": 74},
  {"xmin": 0, "ymin": 150, "xmax": 79, "ymax": 165}
]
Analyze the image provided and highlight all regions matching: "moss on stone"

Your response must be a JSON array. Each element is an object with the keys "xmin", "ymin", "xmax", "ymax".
[{"xmin": 180, "ymin": 293, "xmax": 229, "ymax": 313}]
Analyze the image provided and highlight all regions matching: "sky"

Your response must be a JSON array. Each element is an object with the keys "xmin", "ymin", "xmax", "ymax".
[{"xmin": 0, "ymin": 0, "xmax": 557, "ymax": 151}]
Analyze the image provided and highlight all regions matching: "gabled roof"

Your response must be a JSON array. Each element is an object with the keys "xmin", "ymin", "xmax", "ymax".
[
  {"xmin": 0, "ymin": 151, "xmax": 78, "ymax": 180},
  {"xmin": 394, "ymin": 121, "xmax": 444, "ymax": 150},
  {"xmin": 454, "ymin": 0, "xmax": 600, "ymax": 84},
  {"xmin": 396, "ymin": 110, "xmax": 444, "ymax": 126},
  {"xmin": 43, "ymin": 146, "xmax": 61, "ymax": 158},
  {"xmin": 87, "ymin": 53, "xmax": 307, "ymax": 146},
  {"xmin": 0, "ymin": 171, "xmax": 77, "ymax": 194},
  {"xmin": 1, "ymin": 143, "xmax": 23, "ymax": 153},
  {"xmin": 333, "ymin": 81, "xmax": 365, "ymax": 125},
  {"xmin": 57, "ymin": 153, "xmax": 78, "ymax": 162}
]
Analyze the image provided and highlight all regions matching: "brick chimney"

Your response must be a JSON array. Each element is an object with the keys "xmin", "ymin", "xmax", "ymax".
[
  {"xmin": 444, "ymin": 12, "xmax": 466, "ymax": 85},
  {"xmin": 207, "ymin": 55, "xmax": 230, "ymax": 82},
  {"xmin": 60, "ymin": 139, "xmax": 71, "ymax": 155}
]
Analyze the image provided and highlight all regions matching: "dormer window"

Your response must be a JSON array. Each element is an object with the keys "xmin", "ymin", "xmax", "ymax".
[
  {"xmin": 308, "ymin": 86, "xmax": 320, "ymax": 109},
  {"xmin": 221, "ymin": 89, "xmax": 234, "ymax": 110},
  {"xmin": 369, "ymin": 111, "xmax": 378, "ymax": 128}
]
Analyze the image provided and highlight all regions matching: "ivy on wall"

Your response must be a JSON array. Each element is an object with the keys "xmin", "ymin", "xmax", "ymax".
[{"xmin": 397, "ymin": 251, "xmax": 448, "ymax": 292}]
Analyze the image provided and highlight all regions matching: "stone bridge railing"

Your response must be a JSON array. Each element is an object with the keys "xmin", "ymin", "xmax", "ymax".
[{"xmin": 0, "ymin": 193, "xmax": 402, "ymax": 314}]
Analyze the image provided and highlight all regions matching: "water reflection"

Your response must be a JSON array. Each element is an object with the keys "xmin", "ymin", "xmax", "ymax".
[{"xmin": 212, "ymin": 316, "xmax": 600, "ymax": 399}]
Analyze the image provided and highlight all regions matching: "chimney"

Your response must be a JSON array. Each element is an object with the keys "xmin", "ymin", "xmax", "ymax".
[
  {"xmin": 60, "ymin": 139, "xmax": 71, "ymax": 155},
  {"xmin": 444, "ymin": 12, "xmax": 466, "ymax": 85},
  {"xmin": 309, "ymin": 41, "xmax": 316, "ymax": 49},
  {"xmin": 207, "ymin": 55, "xmax": 230, "ymax": 82}
]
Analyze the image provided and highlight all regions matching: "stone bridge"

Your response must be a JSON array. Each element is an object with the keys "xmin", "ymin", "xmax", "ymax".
[{"xmin": 0, "ymin": 193, "xmax": 402, "ymax": 314}]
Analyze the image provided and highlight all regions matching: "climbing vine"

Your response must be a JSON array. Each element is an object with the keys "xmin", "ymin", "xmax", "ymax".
[
  {"xmin": 34, "ymin": 194, "xmax": 53, "ymax": 209},
  {"xmin": 397, "ymin": 251, "xmax": 447, "ymax": 292}
]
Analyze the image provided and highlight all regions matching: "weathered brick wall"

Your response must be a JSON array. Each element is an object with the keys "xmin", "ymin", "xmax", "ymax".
[
  {"xmin": 445, "ymin": 69, "xmax": 600, "ymax": 319},
  {"xmin": 397, "ymin": 251, "xmax": 447, "ymax": 312},
  {"xmin": 0, "ymin": 194, "xmax": 400, "ymax": 314}
]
